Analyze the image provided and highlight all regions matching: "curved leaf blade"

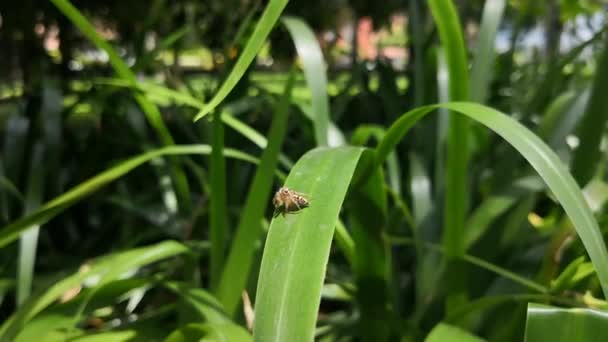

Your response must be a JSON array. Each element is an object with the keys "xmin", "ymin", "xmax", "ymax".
[
  {"xmin": 216, "ymin": 72, "xmax": 295, "ymax": 315},
  {"xmin": 282, "ymin": 16, "xmax": 330, "ymax": 146},
  {"xmin": 377, "ymin": 102, "xmax": 608, "ymax": 298}
]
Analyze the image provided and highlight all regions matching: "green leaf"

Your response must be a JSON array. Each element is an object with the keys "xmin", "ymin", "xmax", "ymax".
[
  {"xmin": 525, "ymin": 303, "xmax": 608, "ymax": 342},
  {"xmin": 216, "ymin": 71, "xmax": 295, "ymax": 316},
  {"xmin": 193, "ymin": 0, "xmax": 289, "ymax": 121},
  {"xmin": 254, "ymin": 147, "xmax": 364, "ymax": 341},
  {"xmin": 0, "ymin": 145, "xmax": 259, "ymax": 248},
  {"xmin": 425, "ymin": 323, "xmax": 485, "ymax": 342},
  {"xmin": 376, "ymin": 102, "xmax": 608, "ymax": 297},
  {"xmin": 282, "ymin": 16, "xmax": 330, "ymax": 146},
  {"xmin": 1, "ymin": 241, "xmax": 189, "ymax": 340}
]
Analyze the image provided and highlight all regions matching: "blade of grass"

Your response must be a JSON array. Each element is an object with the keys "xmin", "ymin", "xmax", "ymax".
[
  {"xmin": 469, "ymin": 0, "xmax": 506, "ymax": 104},
  {"xmin": 2, "ymin": 116, "xmax": 29, "ymax": 219},
  {"xmin": 428, "ymin": 0, "xmax": 470, "ymax": 257},
  {"xmin": 429, "ymin": 0, "xmax": 472, "ymax": 310},
  {"xmin": 409, "ymin": 0, "xmax": 425, "ymax": 107},
  {"xmin": 351, "ymin": 125, "xmax": 401, "ymax": 195},
  {"xmin": 294, "ymin": 102, "xmax": 345, "ymax": 147},
  {"xmin": 209, "ymin": 109, "xmax": 228, "ymax": 290},
  {"xmin": 193, "ymin": 0, "xmax": 289, "ymax": 121},
  {"xmin": 570, "ymin": 33, "xmax": 608, "ymax": 187},
  {"xmin": 349, "ymin": 162, "xmax": 391, "ymax": 341},
  {"xmin": 376, "ymin": 102, "xmax": 608, "ymax": 298},
  {"xmin": 253, "ymin": 146, "xmax": 364, "ymax": 341},
  {"xmin": 216, "ymin": 70, "xmax": 295, "ymax": 316},
  {"xmin": 409, "ymin": 152, "xmax": 432, "ymax": 227},
  {"xmin": 282, "ymin": 16, "xmax": 330, "ymax": 146},
  {"xmin": 50, "ymin": 0, "xmax": 192, "ymax": 211},
  {"xmin": 0, "ymin": 145, "xmax": 261, "ymax": 248},
  {"xmin": 16, "ymin": 143, "xmax": 45, "ymax": 306}
]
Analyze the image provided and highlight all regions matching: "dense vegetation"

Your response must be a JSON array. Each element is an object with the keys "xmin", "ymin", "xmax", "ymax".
[{"xmin": 1, "ymin": 0, "xmax": 608, "ymax": 341}]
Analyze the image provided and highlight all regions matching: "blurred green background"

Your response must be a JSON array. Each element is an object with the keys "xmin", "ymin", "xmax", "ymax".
[{"xmin": 1, "ymin": 0, "xmax": 608, "ymax": 341}]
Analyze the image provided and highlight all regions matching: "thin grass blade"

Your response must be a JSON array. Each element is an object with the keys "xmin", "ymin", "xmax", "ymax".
[
  {"xmin": 282, "ymin": 16, "xmax": 330, "ymax": 146},
  {"xmin": 0, "ymin": 145, "xmax": 260, "ymax": 248},
  {"xmin": 216, "ymin": 71, "xmax": 296, "ymax": 316},
  {"xmin": 193, "ymin": 0, "xmax": 288, "ymax": 121}
]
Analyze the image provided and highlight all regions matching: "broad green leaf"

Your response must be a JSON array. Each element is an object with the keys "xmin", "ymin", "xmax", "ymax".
[
  {"xmin": 0, "ymin": 145, "xmax": 259, "ymax": 248},
  {"xmin": 425, "ymin": 323, "xmax": 485, "ymax": 342},
  {"xmin": 282, "ymin": 16, "xmax": 330, "ymax": 146},
  {"xmin": 193, "ymin": 0, "xmax": 288, "ymax": 120},
  {"xmin": 525, "ymin": 303, "xmax": 608, "ymax": 342},
  {"xmin": 217, "ymin": 72, "xmax": 295, "ymax": 316},
  {"xmin": 376, "ymin": 102, "xmax": 608, "ymax": 298},
  {"xmin": 1, "ymin": 241, "xmax": 189, "ymax": 340},
  {"xmin": 254, "ymin": 147, "xmax": 364, "ymax": 341}
]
